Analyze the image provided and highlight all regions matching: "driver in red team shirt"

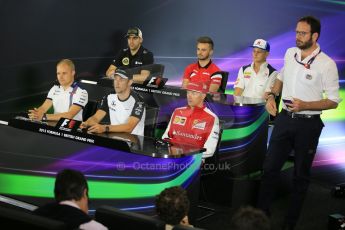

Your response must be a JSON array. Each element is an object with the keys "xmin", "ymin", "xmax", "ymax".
[
  {"xmin": 162, "ymin": 82, "xmax": 220, "ymax": 158},
  {"xmin": 182, "ymin": 36, "xmax": 222, "ymax": 93}
]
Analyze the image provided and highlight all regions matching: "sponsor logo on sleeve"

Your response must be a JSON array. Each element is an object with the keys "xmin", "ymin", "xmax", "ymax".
[{"xmin": 134, "ymin": 102, "xmax": 144, "ymax": 116}]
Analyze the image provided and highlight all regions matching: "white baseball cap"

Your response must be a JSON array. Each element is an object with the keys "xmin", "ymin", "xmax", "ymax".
[{"xmin": 251, "ymin": 39, "xmax": 270, "ymax": 52}]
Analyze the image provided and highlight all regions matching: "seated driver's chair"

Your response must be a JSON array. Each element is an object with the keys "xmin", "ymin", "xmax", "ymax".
[
  {"xmin": 217, "ymin": 71, "xmax": 229, "ymax": 93},
  {"xmin": 197, "ymin": 129, "xmax": 223, "ymax": 221},
  {"xmin": 144, "ymin": 106, "xmax": 160, "ymax": 137}
]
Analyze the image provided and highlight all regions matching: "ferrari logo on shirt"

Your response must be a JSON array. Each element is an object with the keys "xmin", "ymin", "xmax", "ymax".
[
  {"xmin": 173, "ymin": 116, "xmax": 187, "ymax": 126},
  {"xmin": 122, "ymin": 57, "xmax": 129, "ymax": 65},
  {"xmin": 192, "ymin": 120, "xmax": 206, "ymax": 130}
]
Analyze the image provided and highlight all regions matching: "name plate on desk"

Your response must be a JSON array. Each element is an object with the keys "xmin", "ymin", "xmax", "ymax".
[
  {"xmin": 9, "ymin": 117, "xmax": 131, "ymax": 152},
  {"xmin": 56, "ymin": 118, "xmax": 81, "ymax": 132},
  {"xmin": 142, "ymin": 76, "xmax": 168, "ymax": 89},
  {"xmin": 132, "ymin": 84, "xmax": 185, "ymax": 97}
]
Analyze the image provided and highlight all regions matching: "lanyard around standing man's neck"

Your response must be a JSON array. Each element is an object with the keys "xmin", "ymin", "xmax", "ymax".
[{"xmin": 294, "ymin": 49, "xmax": 321, "ymax": 69}]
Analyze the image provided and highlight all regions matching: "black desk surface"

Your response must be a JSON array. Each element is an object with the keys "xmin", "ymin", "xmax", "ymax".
[{"xmin": 7, "ymin": 117, "xmax": 205, "ymax": 158}]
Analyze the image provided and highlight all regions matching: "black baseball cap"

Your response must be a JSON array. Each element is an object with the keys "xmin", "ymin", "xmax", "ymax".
[
  {"xmin": 125, "ymin": 27, "xmax": 143, "ymax": 38},
  {"xmin": 114, "ymin": 68, "xmax": 133, "ymax": 80}
]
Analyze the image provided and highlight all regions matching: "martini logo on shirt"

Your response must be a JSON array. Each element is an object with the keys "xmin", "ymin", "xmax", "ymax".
[
  {"xmin": 122, "ymin": 57, "xmax": 129, "ymax": 65},
  {"xmin": 173, "ymin": 116, "xmax": 187, "ymax": 126}
]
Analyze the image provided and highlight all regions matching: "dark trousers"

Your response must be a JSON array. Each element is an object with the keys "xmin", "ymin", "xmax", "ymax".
[{"xmin": 257, "ymin": 111, "xmax": 324, "ymax": 227}]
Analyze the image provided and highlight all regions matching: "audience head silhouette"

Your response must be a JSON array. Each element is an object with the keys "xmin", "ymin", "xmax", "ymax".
[
  {"xmin": 230, "ymin": 206, "xmax": 270, "ymax": 230},
  {"xmin": 54, "ymin": 169, "xmax": 89, "ymax": 213},
  {"xmin": 155, "ymin": 186, "xmax": 190, "ymax": 225}
]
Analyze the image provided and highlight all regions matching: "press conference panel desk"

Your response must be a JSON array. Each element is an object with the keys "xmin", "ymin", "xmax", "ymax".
[
  {"xmin": 89, "ymin": 79, "xmax": 269, "ymax": 176},
  {"xmin": 1, "ymin": 79, "xmax": 270, "ymax": 211},
  {"xmin": 0, "ymin": 118, "xmax": 204, "ymax": 214}
]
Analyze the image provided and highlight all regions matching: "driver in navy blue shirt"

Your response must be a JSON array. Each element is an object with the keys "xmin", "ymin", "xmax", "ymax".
[{"xmin": 105, "ymin": 27, "xmax": 154, "ymax": 84}]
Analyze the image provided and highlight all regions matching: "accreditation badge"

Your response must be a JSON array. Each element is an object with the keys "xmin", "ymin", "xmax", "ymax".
[{"xmin": 305, "ymin": 74, "xmax": 312, "ymax": 80}]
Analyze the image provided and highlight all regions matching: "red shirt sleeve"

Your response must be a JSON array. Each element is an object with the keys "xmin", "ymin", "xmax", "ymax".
[{"xmin": 183, "ymin": 64, "xmax": 193, "ymax": 81}]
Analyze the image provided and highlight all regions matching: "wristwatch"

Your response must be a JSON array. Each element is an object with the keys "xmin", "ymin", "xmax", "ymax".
[
  {"xmin": 42, "ymin": 113, "xmax": 47, "ymax": 121},
  {"xmin": 266, "ymin": 92, "xmax": 276, "ymax": 101},
  {"xmin": 105, "ymin": 125, "xmax": 110, "ymax": 133}
]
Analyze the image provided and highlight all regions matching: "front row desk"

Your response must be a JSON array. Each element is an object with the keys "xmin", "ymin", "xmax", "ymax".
[{"xmin": 0, "ymin": 79, "xmax": 268, "ymax": 218}]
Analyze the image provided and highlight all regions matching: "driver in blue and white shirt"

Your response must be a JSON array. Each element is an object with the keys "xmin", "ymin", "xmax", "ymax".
[
  {"xmin": 234, "ymin": 39, "xmax": 278, "ymax": 99},
  {"xmin": 81, "ymin": 68, "xmax": 146, "ymax": 136},
  {"xmin": 28, "ymin": 59, "xmax": 88, "ymax": 121}
]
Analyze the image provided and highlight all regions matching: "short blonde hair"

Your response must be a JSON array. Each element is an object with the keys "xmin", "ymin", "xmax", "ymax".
[{"xmin": 57, "ymin": 59, "xmax": 75, "ymax": 71}]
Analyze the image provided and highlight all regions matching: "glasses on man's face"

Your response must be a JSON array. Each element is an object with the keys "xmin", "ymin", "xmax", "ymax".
[{"xmin": 295, "ymin": 31, "xmax": 311, "ymax": 37}]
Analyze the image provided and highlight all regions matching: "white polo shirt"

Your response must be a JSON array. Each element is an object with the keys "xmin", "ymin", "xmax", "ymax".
[
  {"xmin": 234, "ymin": 62, "xmax": 278, "ymax": 98},
  {"xmin": 59, "ymin": 201, "xmax": 108, "ymax": 230},
  {"xmin": 47, "ymin": 82, "xmax": 88, "ymax": 121},
  {"xmin": 278, "ymin": 45, "xmax": 341, "ymax": 114},
  {"xmin": 99, "ymin": 91, "xmax": 146, "ymax": 136}
]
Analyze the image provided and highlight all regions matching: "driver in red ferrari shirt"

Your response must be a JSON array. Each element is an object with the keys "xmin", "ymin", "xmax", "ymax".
[{"xmin": 162, "ymin": 82, "xmax": 220, "ymax": 158}]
